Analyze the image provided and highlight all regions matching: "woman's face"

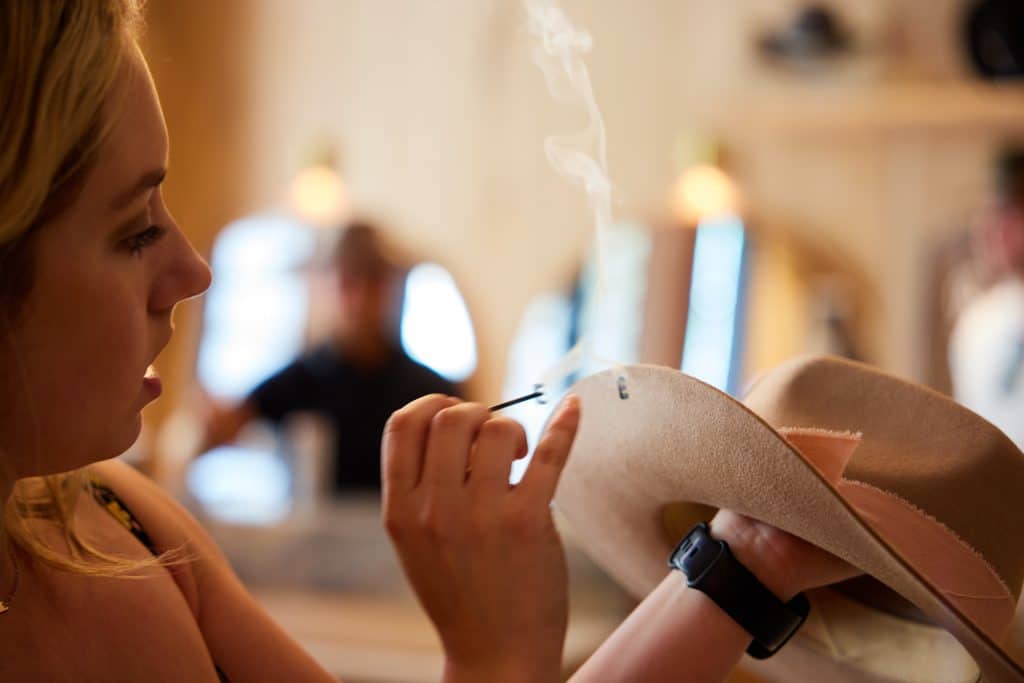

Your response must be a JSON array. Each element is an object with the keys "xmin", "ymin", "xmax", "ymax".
[{"xmin": 0, "ymin": 51, "xmax": 211, "ymax": 478}]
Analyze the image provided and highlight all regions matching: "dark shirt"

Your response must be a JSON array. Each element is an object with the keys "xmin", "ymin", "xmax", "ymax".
[{"xmin": 247, "ymin": 342, "xmax": 456, "ymax": 492}]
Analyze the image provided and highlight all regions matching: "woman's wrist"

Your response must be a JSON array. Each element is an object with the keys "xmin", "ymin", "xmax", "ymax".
[{"xmin": 708, "ymin": 515, "xmax": 803, "ymax": 602}]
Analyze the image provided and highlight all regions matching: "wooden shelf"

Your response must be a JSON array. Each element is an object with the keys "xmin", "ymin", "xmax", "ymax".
[{"xmin": 715, "ymin": 81, "xmax": 1024, "ymax": 133}]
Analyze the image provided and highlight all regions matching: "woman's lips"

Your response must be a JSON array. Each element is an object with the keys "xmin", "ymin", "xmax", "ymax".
[{"xmin": 142, "ymin": 365, "xmax": 163, "ymax": 399}]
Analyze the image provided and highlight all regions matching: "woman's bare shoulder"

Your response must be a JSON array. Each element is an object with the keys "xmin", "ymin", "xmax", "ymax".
[
  {"xmin": 89, "ymin": 457, "xmax": 167, "ymax": 496},
  {"xmin": 85, "ymin": 463, "xmax": 335, "ymax": 681},
  {"xmin": 88, "ymin": 459, "xmax": 188, "ymax": 536},
  {"xmin": 86, "ymin": 459, "xmax": 231, "ymax": 612},
  {"xmin": 87, "ymin": 458, "xmax": 219, "ymax": 555}
]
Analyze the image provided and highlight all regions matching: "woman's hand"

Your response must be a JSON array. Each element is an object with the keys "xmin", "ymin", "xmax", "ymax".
[
  {"xmin": 710, "ymin": 509, "xmax": 862, "ymax": 601},
  {"xmin": 381, "ymin": 394, "xmax": 581, "ymax": 683}
]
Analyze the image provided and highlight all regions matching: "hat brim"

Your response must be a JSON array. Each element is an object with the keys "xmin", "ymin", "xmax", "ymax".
[{"xmin": 554, "ymin": 365, "xmax": 1024, "ymax": 681}]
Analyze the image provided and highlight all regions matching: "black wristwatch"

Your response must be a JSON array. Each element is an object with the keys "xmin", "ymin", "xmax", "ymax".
[{"xmin": 667, "ymin": 522, "xmax": 810, "ymax": 659}]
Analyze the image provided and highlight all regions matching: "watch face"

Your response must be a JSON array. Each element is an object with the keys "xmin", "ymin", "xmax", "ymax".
[
  {"xmin": 672, "ymin": 525, "xmax": 722, "ymax": 581},
  {"xmin": 964, "ymin": 0, "xmax": 1024, "ymax": 79}
]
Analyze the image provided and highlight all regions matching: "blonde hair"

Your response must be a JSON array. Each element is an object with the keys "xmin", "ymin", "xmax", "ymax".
[{"xmin": 1, "ymin": 0, "xmax": 180, "ymax": 576}]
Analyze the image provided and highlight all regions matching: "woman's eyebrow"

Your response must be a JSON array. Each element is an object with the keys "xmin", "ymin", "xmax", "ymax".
[{"xmin": 108, "ymin": 168, "xmax": 166, "ymax": 211}]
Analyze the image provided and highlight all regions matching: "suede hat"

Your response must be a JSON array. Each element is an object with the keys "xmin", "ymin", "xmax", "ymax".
[{"xmin": 554, "ymin": 356, "xmax": 1024, "ymax": 681}]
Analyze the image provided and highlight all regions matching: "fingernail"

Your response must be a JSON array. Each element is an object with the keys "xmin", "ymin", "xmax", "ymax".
[{"xmin": 559, "ymin": 394, "xmax": 580, "ymax": 416}]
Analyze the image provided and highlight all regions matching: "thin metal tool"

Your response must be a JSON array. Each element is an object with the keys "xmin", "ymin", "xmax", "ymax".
[{"xmin": 489, "ymin": 389, "xmax": 545, "ymax": 412}]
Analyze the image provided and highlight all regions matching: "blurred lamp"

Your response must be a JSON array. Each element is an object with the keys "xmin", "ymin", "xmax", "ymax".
[
  {"xmin": 669, "ymin": 164, "xmax": 741, "ymax": 226},
  {"xmin": 289, "ymin": 163, "xmax": 349, "ymax": 226}
]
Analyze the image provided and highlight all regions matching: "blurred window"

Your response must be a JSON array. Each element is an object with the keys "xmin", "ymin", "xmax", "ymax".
[
  {"xmin": 187, "ymin": 444, "xmax": 292, "ymax": 525},
  {"xmin": 502, "ymin": 292, "xmax": 575, "ymax": 483},
  {"xmin": 575, "ymin": 220, "xmax": 652, "ymax": 377},
  {"xmin": 191, "ymin": 214, "xmax": 315, "ymax": 524},
  {"xmin": 400, "ymin": 262, "xmax": 477, "ymax": 383},
  {"xmin": 680, "ymin": 215, "xmax": 748, "ymax": 395},
  {"xmin": 197, "ymin": 214, "xmax": 316, "ymax": 400},
  {"xmin": 501, "ymin": 221, "xmax": 653, "ymax": 481}
]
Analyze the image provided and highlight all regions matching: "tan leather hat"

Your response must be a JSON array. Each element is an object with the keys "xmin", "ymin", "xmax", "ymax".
[{"xmin": 554, "ymin": 356, "xmax": 1024, "ymax": 681}]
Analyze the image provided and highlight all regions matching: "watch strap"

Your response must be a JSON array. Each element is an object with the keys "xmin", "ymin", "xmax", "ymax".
[{"xmin": 668, "ymin": 522, "xmax": 810, "ymax": 659}]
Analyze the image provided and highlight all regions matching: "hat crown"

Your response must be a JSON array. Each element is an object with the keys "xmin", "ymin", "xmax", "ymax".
[{"xmin": 743, "ymin": 355, "xmax": 1024, "ymax": 601}]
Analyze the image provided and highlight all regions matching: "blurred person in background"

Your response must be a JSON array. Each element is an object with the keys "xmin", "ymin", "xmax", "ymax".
[
  {"xmin": 972, "ymin": 147, "xmax": 1024, "ymax": 287},
  {"xmin": 949, "ymin": 146, "xmax": 1024, "ymax": 448},
  {"xmin": 199, "ymin": 220, "xmax": 456, "ymax": 493}
]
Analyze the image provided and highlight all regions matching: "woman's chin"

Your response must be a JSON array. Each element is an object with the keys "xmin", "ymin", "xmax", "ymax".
[
  {"xmin": 118, "ymin": 413, "xmax": 144, "ymax": 454},
  {"xmin": 65, "ymin": 416, "xmax": 143, "ymax": 473}
]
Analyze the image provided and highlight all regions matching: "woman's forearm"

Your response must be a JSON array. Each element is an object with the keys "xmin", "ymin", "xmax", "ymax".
[
  {"xmin": 570, "ymin": 572, "xmax": 752, "ymax": 682},
  {"xmin": 571, "ymin": 518, "xmax": 802, "ymax": 683}
]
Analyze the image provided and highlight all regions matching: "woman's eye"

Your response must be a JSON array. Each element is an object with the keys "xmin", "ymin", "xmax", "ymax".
[{"xmin": 124, "ymin": 225, "xmax": 166, "ymax": 256}]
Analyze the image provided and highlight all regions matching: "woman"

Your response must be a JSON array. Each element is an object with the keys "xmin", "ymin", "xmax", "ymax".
[{"xmin": 0, "ymin": 2, "xmax": 853, "ymax": 681}]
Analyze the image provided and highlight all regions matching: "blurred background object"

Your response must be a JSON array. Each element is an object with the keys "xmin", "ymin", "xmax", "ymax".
[
  {"xmin": 963, "ymin": 0, "xmax": 1024, "ymax": 80},
  {"xmin": 948, "ymin": 146, "xmax": 1024, "ymax": 449},
  {"xmin": 757, "ymin": 3, "xmax": 857, "ymax": 77},
  {"xmin": 117, "ymin": 0, "xmax": 1024, "ymax": 679}
]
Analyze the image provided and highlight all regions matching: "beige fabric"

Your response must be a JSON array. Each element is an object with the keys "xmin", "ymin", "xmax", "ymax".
[
  {"xmin": 554, "ymin": 357, "xmax": 1024, "ymax": 682},
  {"xmin": 795, "ymin": 588, "xmax": 979, "ymax": 682},
  {"xmin": 733, "ymin": 589, "xmax": 979, "ymax": 682}
]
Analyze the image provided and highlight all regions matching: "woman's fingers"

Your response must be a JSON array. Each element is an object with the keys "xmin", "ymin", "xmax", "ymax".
[
  {"xmin": 384, "ymin": 396, "xmax": 575, "ymax": 677},
  {"xmin": 518, "ymin": 395, "xmax": 580, "ymax": 505},
  {"xmin": 421, "ymin": 402, "xmax": 490, "ymax": 490},
  {"xmin": 468, "ymin": 417, "xmax": 528, "ymax": 492},
  {"xmin": 382, "ymin": 394, "xmax": 457, "ymax": 498},
  {"xmin": 385, "ymin": 393, "xmax": 578, "ymax": 509}
]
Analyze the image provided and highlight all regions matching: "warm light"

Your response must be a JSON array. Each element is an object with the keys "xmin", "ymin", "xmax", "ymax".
[
  {"xmin": 289, "ymin": 164, "xmax": 349, "ymax": 226},
  {"xmin": 670, "ymin": 164, "xmax": 740, "ymax": 226}
]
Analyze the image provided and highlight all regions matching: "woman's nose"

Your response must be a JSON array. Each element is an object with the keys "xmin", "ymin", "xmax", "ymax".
[
  {"xmin": 150, "ymin": 227, "xmax": 212, "ymax": 314},
  {"xmin": 181, "ymin": 240, "xmax": 213, "ymax": 300}
]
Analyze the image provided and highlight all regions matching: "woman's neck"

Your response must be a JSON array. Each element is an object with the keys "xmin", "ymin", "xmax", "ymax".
[{"xmin": 333, "ymin": 327, "xmax": 392, "ymax": 367}]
